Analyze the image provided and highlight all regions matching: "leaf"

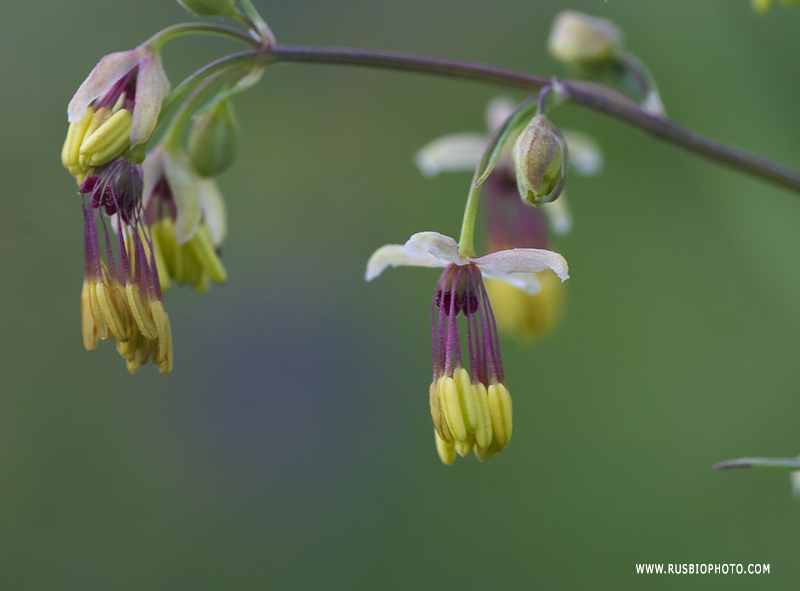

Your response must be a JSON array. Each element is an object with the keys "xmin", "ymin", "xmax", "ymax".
[
  {"xmin": 714, "ymin": 457, "xmax": 800, "ymax": 471},
  {"xmin": 472, "ymin": 95, "xmax": 539, "ymax": 189}
]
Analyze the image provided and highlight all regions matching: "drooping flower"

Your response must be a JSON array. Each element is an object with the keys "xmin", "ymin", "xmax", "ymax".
[
  {"xmin": 414, "ymin": 97, "xmax": 602, "ymax": 339},
  {"xmin": 142, "ymin": 145, "xmax": 228, "ymax": 293},
  {"xmin": 62, "ymin": 46, "xmax": 170, "ymax": 182},
  {"xmin": 366, "ymin": 231, "xmax": 568, "ymax": 464},
  {"xmin": 79, "ymin": 157, "xmax": 173, "ymax": 375}
]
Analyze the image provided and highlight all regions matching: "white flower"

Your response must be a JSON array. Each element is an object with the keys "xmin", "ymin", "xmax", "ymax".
[
  {"xmin": 366, "ymin": 231, "xmax": 569, "ymax": 295},
  {"xmin": 142, "ymin": 145, "xmax": 227, "ymax": 246}
]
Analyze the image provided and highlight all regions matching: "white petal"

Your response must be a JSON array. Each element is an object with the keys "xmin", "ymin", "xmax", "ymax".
[
  {"xmin": 403, "ymin": 232, "xmax": 463, "ymax": 265},
  {"xmin": 414, "ymin": 133, "xmax": 487, "ymax": 178},
  {"xmin": 541, "ymin": 193, "xmax": 573, "ymax": 235},
  {"xmin": 68, "ymin": 49, "xmax": 143, "ymax": 123},
  {"xmin": 475, "ymin": 248, "xmax": 569, "ymax": 294},
  {"xmin": 141, "ymin": 145, "xmax": 165, "ymax": 210},
  {"xmin": 130, "ymin": 51, "xmax": 169, "ymax": 146},
  {"xmin": 365, "ymin": 244, "xmax": 445, "ymax": 281},
  {"xmin": 198, "ymin": 177, "xmax": 227, "ymax": 246},
  {"xmin": 485, "ymin": 96, "xmax": 518, "ymax": 132},
  {"xmin": 162, "ymin": 149, "xmax": 201, "ymax": 244},
  {"xmin": 563, "ymin": 130, "xmax": 603, "ymax": 176}
]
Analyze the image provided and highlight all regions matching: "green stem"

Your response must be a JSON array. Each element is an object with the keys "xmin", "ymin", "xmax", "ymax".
[
  {"xmin": 162, "ymin": 67, "xmax": 237, "ymax": 148},
  {"xmin": 269, "ymin": 44, "xmax": 800, "ymax": 195},
  {"xmin": 144, "ymin": 22, "xmax": 259, "ymax": 52},
  {"xmin": 159, "ymin": 50, "xmax": 266, "ymax": 130},
  {"xmin": 457, "ymin": 183, "xmax": 482, "ymax": 257}
]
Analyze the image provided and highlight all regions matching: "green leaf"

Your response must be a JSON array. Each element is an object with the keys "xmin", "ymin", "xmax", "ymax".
[
  {"xmin": 714, "ymin": 457, "xmax": 800, "ymax": 471},
  {"xmin": 472, "ymin": 95, "xmax": 539, "ymax": 189}
]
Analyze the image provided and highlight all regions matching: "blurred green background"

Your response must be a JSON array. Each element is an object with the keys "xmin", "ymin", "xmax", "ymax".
[{"xmin": 2, "ymin": 0, "xmax": 799, "ymax": 589}]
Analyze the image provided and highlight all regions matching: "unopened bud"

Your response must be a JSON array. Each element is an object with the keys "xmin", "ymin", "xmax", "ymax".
[
  {"xmin": 548, "ymin": 11, "xmax": 623, "ymax": 71},
  {"xmin": 188, "ymin": 99, "xmax": 239, "ymax": 177},
  {"xmin": 176, "ymin": 0, "xmax": 235, "ymax": 17},
  {"xmin": 513, "ymin": 115, "xmax": 568, "ymax": 206}
]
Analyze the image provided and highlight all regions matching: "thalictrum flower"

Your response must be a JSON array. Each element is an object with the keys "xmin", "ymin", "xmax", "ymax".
[
  {"xmin": 142, "ymin": 145, "xmax": 228, "ymax": 293},
  {"xmin": 79, "ymin": 157, "xmax": 173, "ymax": 375},
  {"xmin": 366, "ymin": 231, "xmax": 568, "ymax": 464},
  {"xmin": 62, "ymin": 46, "xmax": 170, "ymax": 180}
]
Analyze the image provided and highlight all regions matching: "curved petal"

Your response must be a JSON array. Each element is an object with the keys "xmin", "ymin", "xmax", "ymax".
[
  {"xmin": 130, "ymin": 51, "xmax": 170, "ymax": 146},
  {"xmin": 541, "ymin": 193, "xmax": 572, "ymax": 236},
  {"xmin": 563, "ymin": 130, "xmax": 603, "ymax": 176},
  {"xmin": 141, "ymin": 145, "xmax": 165, "ymax": 210},
  {"xmin": 365, "ymin": 244, "xmax": 445, "ymax": 281},
  {"xmin": 475, "ymin": 248, "xmax": 569, "ymax": 294},
  {"xmin": 197, "ymin": 177, "xmax": 227, "ymax": 246},
  {"xmin": 162, "ymin": 149, "xmax": 201, "ymax": 244},
  {"xmin": 68, "ymin": 49, "xmax": 142, "ymax": 123},
  {"xmin": 403, "ymin": 232, "xmax": 463, "ymax": 265},
  {"xmin": 414, "ymin": 133, "xmax": 487, "ymax": 178}
]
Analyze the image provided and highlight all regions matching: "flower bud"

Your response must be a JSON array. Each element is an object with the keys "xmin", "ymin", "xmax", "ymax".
[
  {"xmin": 176, "ymin": 0, "xmax": 235, "ymax": 17},
  {"xmin": 547, "ymin": 11, "xmax": 623, "ymax": 71},
  {"xmin": 188, "ymin": 99, "xmax": 239, "ymax": 177},
  {"xmin": 513, "ymin": 115, "xmax": 568, "ymax": 206}
]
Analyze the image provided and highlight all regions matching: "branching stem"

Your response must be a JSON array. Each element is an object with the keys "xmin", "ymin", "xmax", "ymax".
[{"xmin": 268, "ymin": 44, "xmax": 800, "ymax": 195}]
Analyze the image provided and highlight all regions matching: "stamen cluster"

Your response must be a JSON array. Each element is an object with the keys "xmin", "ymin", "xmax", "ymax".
[
  {"xmin": 80, "ymin": 159, "xmax": 173, "ymax": 374},
  {"xmin": 429, "ymin": 262, "xmax": 513, "ymax": 464}
]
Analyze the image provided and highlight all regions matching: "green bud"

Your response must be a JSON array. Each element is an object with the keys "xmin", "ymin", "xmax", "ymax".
[
  {"xmin": 547, "ymin": 11, "xmax": 623, "ymax": 72},
  {"xmin": 176, "ymin": 0, "xmax": 235, "ymax": 17},
  {"xmin": 513, "ymin": 115, "xmax": 568, "ymax": 206},
  {"xmin": 188, "ymin": 99, "xmax": 239, "ymax": 177}
]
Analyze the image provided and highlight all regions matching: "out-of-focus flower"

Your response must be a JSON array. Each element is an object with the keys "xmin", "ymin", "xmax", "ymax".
[
  {"xmin": 547, "ymin": 11, "xmax": 623, "ymax": 72},
  {"xmin": 753, "ymin": 0, "xmax": 800, "ymax": 12},
  {"xmin": 62, "ymin": 46, "xmax": 170, "ymax": 181},
  {"xmin": 79, "ymin": 157, "xmax": 173, "ymax": 375},
  {"xmin": 142, "ymin": 145, "xmax": 228, "ymax": 293},
  {"xmin": 366, "ymin": 231, "xmax": 568, "ymax": 463},
  {"xmin": 414, "ymin": 97, "xmax": 602, "ymax": 339}
]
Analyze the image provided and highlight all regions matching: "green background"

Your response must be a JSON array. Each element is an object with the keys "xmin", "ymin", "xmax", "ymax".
[{"xmin": 2, "ymin": 0, "xmax": 799, "ymax": 588}]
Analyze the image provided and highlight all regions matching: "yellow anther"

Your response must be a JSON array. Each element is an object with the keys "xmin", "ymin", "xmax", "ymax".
[
  {"xmin": 429, "ymin": 380, "xmax": 446, "ymax": 440},
  {"xmin": 157, "ymin": 312, "xmax": 174, "ymax": 376},
  {"xmin": 148, "ymin": 299, "xmax": 169, "ymax": 363},
  {"xmin": 439, "ymin": 375, "xmax": 467, "ymax": 442},
  {"xmin": 453, "ymin": 365, "xmax": 479, "ymax": 432},
  {"xmin": 473, "ymin": 446, "xmax": 496, "ymax": 462},
  {"xmin": 472, "ymin": 382, "xmax": 493, "ymax": 451},
  {"xmin": 125, "ymin": 283, "xmax": 158, "ymax": 340},
  {"xmin": 150, "ymin": 229, "xmax": 171, "ymax": 292},
  {"xmin": 455, "ymin": 433, "xmax": 476, "ymax": 458},
  {"xmin": 80, "ymin": 280, "xmax": 98, "ymax": 351},
  {"xmin": 189, "ymin": 223, "xmax": 227, "ymax": 283},
  {"xmin": 94, "ymin": 281, "xmax": 127, "ymax": 342},
  {"xmin": 83, "ymin": 107, "xmax": 113, "ymax": 142},
  {"xmin": 154, "ymin": 219, "xmax": 181, "ymax": 280},
  {"xmin": 434, "ymin": 430, "xmax": 456, "ymax": 466},
  {"xmin": 62, "ymin": 109, "xmax": 93, "ymax": 171},
  {"xmin": 79, "ymin": 108, "xmax": 133, "ymax": 168},
  {"xmin": 487, "ymin": 382, "xmax": 513, "ymax": 450}
]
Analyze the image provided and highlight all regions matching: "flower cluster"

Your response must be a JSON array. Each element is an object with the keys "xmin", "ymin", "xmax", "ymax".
[
  {"xmin": 367, "ymin": 232, "xmax": 568, "ymax": 463},
  {"xmin": 63, "ymin": 37, "xmax": 231, "ymax": 374}
]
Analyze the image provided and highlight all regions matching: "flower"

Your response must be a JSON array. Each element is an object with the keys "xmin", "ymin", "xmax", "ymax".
[
  {"xmin": 366, "ymin": 231, "xmax": 568, "ymax": 464},
  {"xmin": 62, "ymin": 46, "xmax": 170, "ymax": 181},
  {"xmin": 414, "ymin": 97, "xmax": 602, "ymax": 339},
  {"xmin": 142, "ymin": 145, "xmax": 228, "ymax": 293},
  {"xmin": 79, "ymin": 157, "xmax": 173, "ymax": 375}
]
